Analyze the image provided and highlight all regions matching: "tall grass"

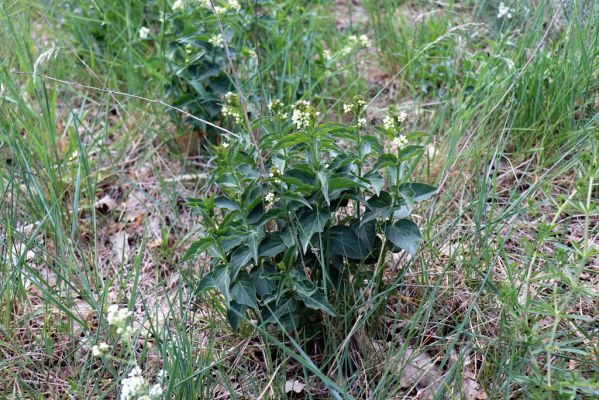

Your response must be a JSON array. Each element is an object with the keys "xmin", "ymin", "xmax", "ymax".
[{"xmin": 1, "ymin": 0, "xmax": 597, "ymax": 398}]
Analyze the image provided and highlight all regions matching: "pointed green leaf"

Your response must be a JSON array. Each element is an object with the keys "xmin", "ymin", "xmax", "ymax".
[
  {"xmin": 398, "ymin": 183, "xmax": 438, "ymax": 202},
  {"xmin": 214, "ymin": 196, "xmax": 240, "ymax": 211},
  {"xmin": 384, "ymin": 219, "xmax": 421, "ymax": 256},
  {"xmin": 258, "ymin": 234, "xmax": 287, "ymax": 257},
  {"xmin": 297, "ymin": 208, "xmax": 329, "ymax": 253},
  {"xmin": 230, "ymin": 246, "xmax": 251, "ymax": 280},
  {"xmin": 231, "ymin": 276, "xmax": 259, "ymax": 309},
  {"xmin": 227, "ymin": 301, "xmax": 247, "ymax": 331},
  {"xmin": 197, "ymin": 264, "xmax": 231, "ymax": 305},
  {"xmin": 318, "ymin": 170, "xmax": 330, "ymax": 205}
]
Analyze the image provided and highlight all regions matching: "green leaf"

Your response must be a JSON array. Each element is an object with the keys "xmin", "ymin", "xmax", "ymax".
[
  {"xmin": 251, "ymin": 265, "xmax": 277, "ymax": 297},
  {"xmin": 297, "ymin": 208, "xmax": 329, "ymax": 253},
  {"xmin": 197, "ymin": 264, "xmax": 231, "ymax": 305},
  {"xmin": 231, "ymin": 275, "xmax": 259, "ymax": 309},
  {"xmin": 398, "ymin": 183, "xmax": 438, "ymax": 202},
  {"xmin": 227, "ymin": 301, "xmax": 247, "ymax": 331},
  {"xmin": 366, "ymin": 173, "xmax": 385, "ymax": 196},
  {"xmin": 366, "ymin": 191, "xmax": 393, "ymax": 209},
  {"xmin": 384, "ymin": 219, "xmax": 421, "ymax": 256},
  {"xmin": 276, "ymin": 133, "xmax": 310, "ymax": 149},
  {"xmin": 285, "ymin": 192, "xmax": 313, "ymax": 210},
  {"xmin": 318, "ymin": 170, "xmax": 330, "ymax": 205},
  {"xmin": 285, "ymin": 166, "xmax": 316, "ymax": 186},
  {"xmin": 258, "ymin": 233, "xmax": 287, "ymax": 257},
  {"xmin": 328, "ymin": 176, "xmax": 363, "ymax": 192},
  {"xmin": 294, "ymin": 280, "xmax": 336, "ymax": 316},
  {"xmin": 253, "ymin": 208, "xmax": 283, "ymax": 227},
  {"xmin": 373, "ymin": 154, "xmax": 397, "ymax": 170},
  {"xmin": 181, "ymin": 237, "xmax": 213, "ymax": 263},
  {"xmin": 247, "ymin": 202, "xmax": 264, "ymax": 224},
  {"xmin": 214, "ymin": 196, "xmax": 240, "ymax": 211},
  {"xmin": 230, "ymin": 245, "xmax": 252, "ymax": 280},
  {"xmin": 260, "ymin": 297, "xmax": 299, "ymax": 329},
  {"xmin": 329, "ymin": 225, "xmax": 367, "ymax": 259}
]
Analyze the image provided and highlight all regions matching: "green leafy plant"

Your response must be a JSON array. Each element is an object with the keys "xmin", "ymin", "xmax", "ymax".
[
  {"xmin": 164, "ymin": 0, "xmax": 257, "ymax": 135},
  {"xmin": 186, "ymin": 94, "xmax": 437, "ymax": 331}
]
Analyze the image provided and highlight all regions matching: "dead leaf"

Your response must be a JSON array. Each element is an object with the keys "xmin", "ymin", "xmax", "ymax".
[
  {"xmin": 461, "ymin": 377, "xmax": 487, "ymax": 400},
  {"xmin": 112, "ymin": 231, "xmax": 130, "ymax": 262},
  {"xmin": 123, "ymin": 190, "xmax": 148, "ymax": 224},
  {"xmin": 394, "ymin": 346, "xmax": 441, "ymax": 389},
  {"xmin": 95, "ymin": 194, "xmax": 117, "ymax": 213},
  {"xmin": 284, "ymin": 379, "xmax": 305, "ymax": 394}
]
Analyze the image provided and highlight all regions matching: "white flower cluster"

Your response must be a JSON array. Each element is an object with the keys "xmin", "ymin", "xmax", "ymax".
[
  {"xmin": 107, "ymin": 305, "xmax": 134, "ymax": 337},
  {"xmin": 213, "ymin": 5, "xmax": 227, "ymax": 14},
  {"xmin": 269, "ymin": 166, "xmax": 282, "ymax": 184},
  {"xmin": 340, "ymin": 34, "xmax": 370, "ymax": 57},
  {"xmin": 268, "ymin": 99, "xmax": 288, "ymax": 118},
  {"xmin": 92, "ymin": 342, "xmax": 110, "ymax": 357},
  {"xmin": 291, "ymin": 100, "xmax": 319, "ymax": 130},
  {"xmin": 228, "ymin": 0, "xmax": 241, "ymax": 11},
  {"xmin": 222, "ymin": 92, "xmax": 243, "ymax": 123},
  {"xmin": 357, "ymin": 118, "xmax": 367, "ymax": 128},
  {"xmin": 209, "ymin": 33, "xmax": 224, "ymax": 48},
  {"xmin": 121, "ymin": 365, "xmax": 163, "ymax": 400},
  {"xmin": 197, "ymin": 0, "xmax": 212, "ymax": 8},
  {"xmin": 139, "ymin": 27, "xmax": 150, "ymax": 40},
  {"xmin": 497, "ymin": 2, "xmax": 514, "ymax": 19},
  {"xmin": 392, "ymin": 134, "xmax": 408, "ymax": 150},
  {"xmin": 344, "ymin": 96, "xmax": 367, "ymax": 115},
  {"xmin": 348, "ymin": 34, "xmax": 370, "ymax": 48},
  {"xmin": 172, "ymin": 0, "xmax": 184, "ymax": 10},
  {"xmin": 265, "ymin": 192, "xmax": 277, "ymax": 206},
  {"xmin": 382, "ymin": 110, "xmax": 407, "ymax": 131}
]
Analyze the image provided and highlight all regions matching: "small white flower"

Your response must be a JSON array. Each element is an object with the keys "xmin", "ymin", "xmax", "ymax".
[
  {"xmin": 497, "ymin": 2, "xmax": 514, "ymax": 19},
  {"xmin": 224, "ymin": 91, "xmax": 236, "ymax": 103},
  {"xmin": 383, "ymin": 109, "xmax": 407, "ymax": 131},
  {"xmin": 383, "ymin": 116, "xmax": 395, "ymax": 130},
  {"xmin": 213, "ymin": 5, "xmax": 227, "ymax": 14},
  {"xmin": 149, "ymin": 384, "xmax": 163, "ymax": 398},
  {"xmin": 323, "ymin": 49, "xmax": 331, "ymax": 60},
  {"xmin": 358, "ymin": 34, "xmax": 370, "ymax": 47},
  {"xmin": 221, "ymin": 141, "xmax": 230, "ymax": 149},
  {"xmin": 343, "ymin": 103, "xmax": 354, "ymax": 114},
  {"xmin": 172, "ymin": 0, "xmax": 184, "ymax": 10},
  {"xmin": 267, "ymin": 99, "xmax": 284, "ymax": 115},
  {"xmin": 392, "ymin": 134, "xmax": 408, "ymax": 149},
  {"xmin": 139, "ymin": 27, "xmax": 151, "ymax": 40},
  {"xmin": 340, "ymin": 46, "xmax": 352, "ymax": 57},
  {"xmin": 348, "ymin": 34, "xmax": 370, "ymax": 50},
  {"xmin": 358, "ymin": 118, "xmax": 367, "ymax": 128},
  {"xmin": 121, "ymin": 365, "xmax": 146, "ymax": 400},
  {"xmin": 106, "ymin": 305, "xmax": 132, "ymax": 327},
  {"xmin": 92, "ymin": 342, "xmax": 110, "ymax": 357},
  {"xmin": 265, "ymin": 192, "xmax": 276, "ymax": 205},
  {"xmin": 157, "ymin": 369, "xmax": 168, "ymax": 382},
  {"xmin": 398, "ymin": 110, "xmax": 407, "ymax": 122},
  {"xmin": 209, "ymin": 33, "xmax": 224, "ymax": 48},
  {"xmin": 197, "ymin": 0, "xmax": 211, "ymax": 8},
  {"xmin": 228, "ymin": 0, "xmax": 241, "ymax": 11},
  {"xmin": 291, "ymin": 100, "xmax": 314, "ymax": 130}
]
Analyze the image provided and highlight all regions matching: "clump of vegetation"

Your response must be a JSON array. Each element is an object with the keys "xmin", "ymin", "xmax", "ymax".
[
  {"xmin": 163, "ymin": 0, "xmax": 255, "ymax": 135},
  {"xmin": 187, "ymin": 94, "xmax": 436, "ymax": 330},
  {"xmin": 0, "ymin": 0, "xmax": 597, "ymax": 399}
]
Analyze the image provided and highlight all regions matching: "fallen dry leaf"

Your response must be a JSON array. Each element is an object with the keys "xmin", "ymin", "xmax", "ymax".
[
  {"xmin": 95, "ymin": 194, "xmax": 117, "ymax": 213},
  {"xmin": 284, "ymin": 379, "xmax": 305, "ymax": 394}
]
